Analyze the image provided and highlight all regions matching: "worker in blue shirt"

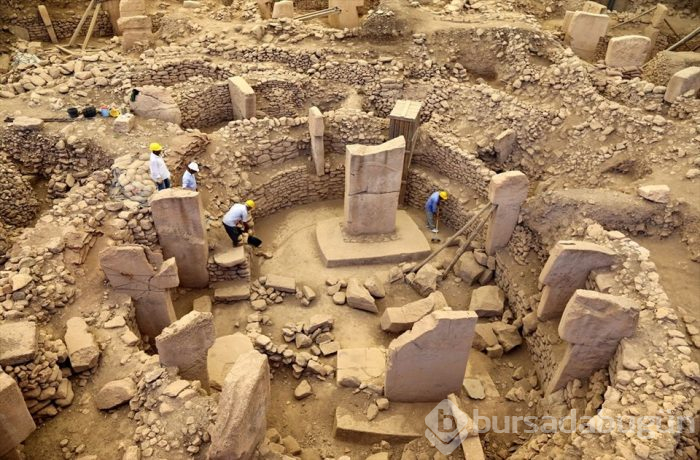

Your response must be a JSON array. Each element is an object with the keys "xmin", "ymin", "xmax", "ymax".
[
  {"xmin": 182, "ymin": 162, "xmax": 199, "ymax": 191},
  {"xmin": 425, "ymin": 190, "xmax": 448, "ymax": 233}
]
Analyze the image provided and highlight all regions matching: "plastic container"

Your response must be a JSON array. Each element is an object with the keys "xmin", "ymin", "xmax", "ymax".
[
  {"xmin": 109, "ymin": 108, "xmax": 120, "ymax": 117},
  {"xmin": 82, "ymin": 106, "xmax": 97, "ymax": 118},
  {"xmin": 67, "ymin": 107, "xmax": 79, "ymax": 118},
  {"xmin": 100, "ymin": 106, "xmax": 110, "ymax": 117}
]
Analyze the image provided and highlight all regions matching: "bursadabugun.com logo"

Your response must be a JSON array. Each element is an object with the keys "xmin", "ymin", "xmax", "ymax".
[
  {"xmin": 424, "ymin": 399, "xmax": 473, "ymax": 455},
  {"xmin": 426, "ymin": 400, "xmax": 695, "ymax": 454}
]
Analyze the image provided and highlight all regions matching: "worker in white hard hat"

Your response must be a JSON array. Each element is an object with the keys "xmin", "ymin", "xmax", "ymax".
[
  {"xmin": 148, "ymin": 142, "xmax": 171, "ymax": 191},
  {"xmin": 425, "ymin": 190, "xmax": 448, "ymax": 233},
  {"xmin": 222, "ymin": 199, "xmax": 256, "ymax": 247},
  {"xmin": 182, "ymin": 162, "xmax": 199, "ymax": 191}
]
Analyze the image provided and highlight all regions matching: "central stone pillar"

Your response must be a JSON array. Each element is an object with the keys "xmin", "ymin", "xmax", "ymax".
[
  {"xmin": 150, "ymin": 189, "xmax": 209, "ymax": 288},
  {"xmin": 344, "ymin": 136, "xmax": 405, "ymax": 235}
]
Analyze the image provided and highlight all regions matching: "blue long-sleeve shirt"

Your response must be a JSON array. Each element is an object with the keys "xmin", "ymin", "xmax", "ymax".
[
  {"xmin": 425, "ymin": 191, "xmax": 440, "ymax": 213},
  {"xmin": 182, "ymin": 170, "xmax": 197, "ymax": 190}
]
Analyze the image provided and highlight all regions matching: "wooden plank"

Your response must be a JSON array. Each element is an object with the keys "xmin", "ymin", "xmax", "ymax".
[
  {"xmin": 68, "ymin": 0, "xmax": 96, "ymax": 47},
  {"xmin": 37, "ymin": 5, "xmax": 58, "ymax": 44},
  {"xmin": 82, "ymin": 2, "xmax": 101, "ymax": 51}
]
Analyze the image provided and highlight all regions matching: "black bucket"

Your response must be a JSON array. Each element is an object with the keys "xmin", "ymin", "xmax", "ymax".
[
  {"xmin": 82, "ymin": 106, "xmax": 97, "ymax": 118},
  {"xmin": 247, "ymin": 235, "xmax": 262, "ymax": 248},
  {"xmin": 67, "ymin": 107, "xmax": 79, "ymax": 118}
]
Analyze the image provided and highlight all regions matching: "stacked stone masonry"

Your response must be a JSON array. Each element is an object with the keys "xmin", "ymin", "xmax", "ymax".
[{"xmin": 10, "ymin": 12, "xmax": 113, "ymax": 42}]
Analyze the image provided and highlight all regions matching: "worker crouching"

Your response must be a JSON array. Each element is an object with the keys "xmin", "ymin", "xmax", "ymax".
[{"xmin": 222, "ymin": 200, "xmax": 257, "ymax": 247}]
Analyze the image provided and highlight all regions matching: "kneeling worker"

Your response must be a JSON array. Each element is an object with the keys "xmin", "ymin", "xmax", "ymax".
[
  {"xmin": 425, "ymin": 190, "xmax": 448, "ymax": 233},
  {"xmin": 222, "ymin": 199, "xmax": 256, "ymax": 247}
]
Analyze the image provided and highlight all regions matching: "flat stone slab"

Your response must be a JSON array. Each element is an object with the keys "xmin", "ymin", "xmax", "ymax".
[
  {"xmin": 213, "ymin": 246, "xmax": 246, "ymax": 268},
  {"xmin": 208, "ymin": 333, "xmax": 254, "ymax": 391},
  {"xmin": 316, "ymin": 211, "xmax": 431, "ymax": 267},
  {"xmin": 336, "ymin": 347, "xmax": 386, "ymax": 388},
  {"xmin": 265, "ymin": 274, "xmax": 296, "ymax": 293},
  {"xmin": 214, "ymin": 280, "xmax": 251, "ymax": 302},
  {"xmin": 0, "ymin": 321, "xmax": 38, "ymax": 366},
  {"xmin": 333, "ymin": 404, "xmax": 431, "ymax": 442}
]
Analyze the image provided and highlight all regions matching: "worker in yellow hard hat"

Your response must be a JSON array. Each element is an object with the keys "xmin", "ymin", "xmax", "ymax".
[
  {"xmin": 222, "ymin": 199, "xmax": 259, "ymax": 247},
  {"xmin": 148, "ymin": 143, "xmax": 171, "ymax": 191},
  {"xmin": 425, "ymin": 190, "xmax": 448, "ymax": 234}
]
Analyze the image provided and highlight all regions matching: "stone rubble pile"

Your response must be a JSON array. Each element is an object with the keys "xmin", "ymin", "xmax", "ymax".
[{"xmin": 1, "ymin": 327, "xmax": 72, "ymax": 421}]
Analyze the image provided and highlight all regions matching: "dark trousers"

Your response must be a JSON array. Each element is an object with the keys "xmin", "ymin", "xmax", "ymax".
[
  {"xmin": 224, "ymin": 223, "xmax": 243, "ymax": 246},
  {"xmin": 156, "ymin": 178, "xmax": 171, "ymax": 191}
]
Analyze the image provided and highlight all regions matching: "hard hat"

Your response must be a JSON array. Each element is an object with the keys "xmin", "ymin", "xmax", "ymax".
[
  {"xmin": 439, "ymin": 191, "xmax": 448, "ymax": 200},
  {"xmin": 245, "ymin": 199, "xmax": 255, "ymax": 209},
  {"xmin": 188, "ymin": 162, "xmax": 199, "ymax": 172},
  {"xmin": 149, "ymin": 142, "xmax": 162, "ymax": 152}
]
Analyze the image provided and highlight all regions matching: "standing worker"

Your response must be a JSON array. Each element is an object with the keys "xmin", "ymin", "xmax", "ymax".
[
  {"xmin": 425, "ymin": 190, "xmax": 448, "ymax": 233},
  {"xmin": 149, "ymin": 143, "xmax": 171, "ymax": 191},
  {"xmin": 222, "ymin": 200, "xmax": 256, "ymax": 247},
  {"xmin": 182, "ymin": 162, "xmax": 199, "ymax": 191}
]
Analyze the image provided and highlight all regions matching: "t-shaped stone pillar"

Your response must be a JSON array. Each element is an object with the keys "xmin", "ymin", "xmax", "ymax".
[
  {"xmin": 99, "ymin": 245, "xmax": 179, "ymax": 341},
  {"xmin": 155, "ymin": 311, "xmax": 215, "ymax": 392},
  {"xmin": 536, "ymin": 241, "xmax": 616, "ymax": 321},
  {"xmin": 150, "ymin": 189, "xmax": 209, "ymax": 288},
  {"xmin": 309, "ymin": 106, "xmax": 325, "ymax": 176},
  {"xmin": 0, "ymin": 372, "xmax": 36, "ymax": 457},
  {"xmin": 344, "ymin": 136, "xmax": 405, "ymax": 235},
  {"xmin": 547, "ymin": 290, "xmax": 638, "ymax": 393},
  {"xmin": 485, "ymin": 171, "xmax": 528, "ymax": 256}
]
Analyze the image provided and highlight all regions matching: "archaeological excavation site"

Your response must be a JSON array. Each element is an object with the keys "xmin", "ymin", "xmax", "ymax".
[{"xmin": 1, "ymin": 0, "xmax": 700, "ymax": 458}]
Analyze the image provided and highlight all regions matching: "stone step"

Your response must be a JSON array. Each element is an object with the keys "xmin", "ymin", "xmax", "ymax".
[
  {"xmin": 213, "ymin": 246, "xmax": 247, "ymax": 268},
  {"xmin": 264, "ymin": 274, "xmax": 296, "ymax": 293},
  {"xmin": 213, "ymin": 280, "xmax": 251, "ymax": 303}
]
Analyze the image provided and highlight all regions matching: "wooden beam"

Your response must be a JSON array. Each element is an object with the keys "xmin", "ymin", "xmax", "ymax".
[
  {"xmin": 68, "ymin": 0, "xmax": 96, "ymax": 47},
  {"xmin": 82, "ymin": 2, "xmax": 102, "ymax": 52},
  {"xmin": 37, "ymin": 5, "xmax": 58, "ymax": 44}
]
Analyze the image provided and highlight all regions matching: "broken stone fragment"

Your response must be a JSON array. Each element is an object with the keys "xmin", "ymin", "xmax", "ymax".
[
  {"xmin": 469, "ymin": 285, "xmax": 505, "ymax": 318},
  {"xmin": 345, "ymin": 279, "xmax": 377, "ymax": 313},
  {"xmin": 490, "ymin": 322, "xmax": 522, "ymax": 352},
  {"xmin": 363, "ymin": 275, "xmax": 386, "ymax": 298},
  {"xmin": 95, "ymin": 378, "xmax": 136, "ymax": 410},
  {"xmin": 410, "ymin": 264, "xmax": 440, "ymax": 296},
  {"xmin": 380, "ymin": 291, "xmax": 448, "ymax": 333},
  {"xmin": 454, "ymin": 253, "xmax": 484, "ymax": 284},
  {"xmin": 64, "ymin": 317, "xmax": 100, "ymax": 372},
  {"xmin": 462, "ymin": 378, "xmax": 485, "ymax": 400},
  {"xmin": 0, "ymin": 321, "xmax": 38, "ymax": 366},
  {"xmin": 265, "ymin": 274, "xmax": 296, "ymax": 293},
  {"xmin": 637, "ymin": 184, "xmax": 670, "ymax": 204},
  {"xmin": 294, "ymin": 379, "xmax": 313, "ymax": 400}
]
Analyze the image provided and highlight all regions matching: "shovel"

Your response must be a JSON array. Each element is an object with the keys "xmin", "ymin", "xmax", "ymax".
[{"xmin": 431, "ymin": 211, "xmax": 441, "ymax": 243}]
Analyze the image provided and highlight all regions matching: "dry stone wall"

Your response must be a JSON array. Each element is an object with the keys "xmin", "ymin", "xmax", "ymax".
[
  {"xmin": 10, "ymin": 12, "xmax": 113, "ymax": 42},
  {"xmin": 413, "ymin": 125, "xmax": 494, "ymax": 198},
  {"xmin": 245, "ymin": 164, "xmax": 345, "ymax": 219},
  {"xmin": 129, "ymin": 59, "xmax": 233, "ymax": 87},
  {"xmin": 174, "ymin": 81, "xmax": 233, "ymax": 129},
  {"xmin": 0, "ymin": 129, "xmax": 112, "ymax": 198},
  {"xmin": 0, "ymin": 170, "xmax": 111, "ymax": 323},
  {"xmin": 0, "ymin": 153, "xmax": 39, "ymax": 227}
]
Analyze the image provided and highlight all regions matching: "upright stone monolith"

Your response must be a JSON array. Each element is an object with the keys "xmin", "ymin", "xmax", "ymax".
[
  {"xmin": 208, "ymin": 351, "xmax": 270, "ymax": 460},
  {"xmin": 548, "ymin": 290, "xmax": 638, "ymax": 392},
  {"xmin": 565, "ymin": 12, "xmax": 610, "ymax": 60},
  {"xmin": 384, "ymin": 311, "xmax": 478, "ymax": 402},
  {"xmin": 344, "ymin": 136, "xmax": 405, "ymax": 235},
  {"xmin": 99, "ymin": 245, "xmax": 179, "ymax": 341},
  {"xmin": 309, "ymin": 106, "xmax": 325, "ymax": 176},
  {"xmin": 0, "ymin": 372, "xmax": 36, "ymax": 457},
  {"xmin": 485, "ymin": 171, "xmax": 528, "ymax": 256},
  {"xmin": 536, "ymin": 241, "xmax": 616, "ymax": 321},
  {"xmin": 150, "ymin": 189, "xmax": 209, "ymax": 288},
  {"xmin": 155, "ymin": 311, "xmax": 215, "ymax": 391}
]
